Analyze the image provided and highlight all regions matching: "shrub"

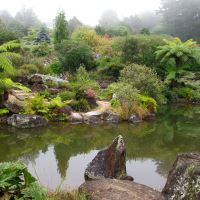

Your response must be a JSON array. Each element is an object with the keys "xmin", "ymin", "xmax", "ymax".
[
  {"xmin": 121, "ymin": 35, "xmax": 165, "ymax": 75},
  {"xmin": 70, "ymin": 98, "xmax": 90, "ymax": 112},
  {"xmin": 120, "ymin": 64, "xmax": 166, "ymax": 104},
  {"xmin": 109, "ymin": 83, "xmax": 146, "ymax": 119},
  {"xmin": 59, "ymin": 91, "xmax": 75, "ymax": 101},
  {"xmin": 55, "ymin": 40, "xmax": 94, "ymax": 72},
  {"xmin": 18, "ymin": 64, "xmax": 39, "ymax": 76},
  {"xmin": 73, "ymin": 66, "xmax": 100, "ymax": 93},
  {"xmin": 32, "ymin": 43, "xmax": 52, "ymax": 57},
  {"xmin": 0, "ymin": 25, "xmax": 18, "ymax": 45},
  {"xmin": 96, "ymin": 56, "xmax": 124, "ymax": 79},
  {"xmin": 71, "ymin": 27, "xmax": 100, "ymax": 49}
]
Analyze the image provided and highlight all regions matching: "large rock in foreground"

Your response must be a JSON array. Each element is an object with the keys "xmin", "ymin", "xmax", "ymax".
[
  {"xmin": 80, "ymin": 179, "xmax": 165, "ymax": 200},
  {"xmin": 162, "ymin": 153, "xmax": 200, "ymax": 200},
  {"xmin": 85, "ymin": 135, "xmax": 132, "ymax": 181},
  {"xmin": 7, "ymin": 114, "xmax": 48, "ymax": 128}
]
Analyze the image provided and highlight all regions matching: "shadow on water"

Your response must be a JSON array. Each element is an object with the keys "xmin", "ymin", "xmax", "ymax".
[{"xmin": 1, "ymin": 105, "xmax": 200, "ymax": 191}]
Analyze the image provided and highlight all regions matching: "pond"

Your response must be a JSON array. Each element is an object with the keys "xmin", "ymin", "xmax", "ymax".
[{"xmin": 1, "ymin": 105, "xmax": 200, "ymax": 191}]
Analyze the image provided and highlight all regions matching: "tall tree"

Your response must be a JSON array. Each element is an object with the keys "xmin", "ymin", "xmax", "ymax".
[
  {"xmin": 53, "ymin": 11, "xmax": 68, "ymax": 44},
  {"xmin": 160, "ymin": 0, "xmax": 200, "ymax": 40},
  {"xmin": 99, "ymin": 9, "xmax": 119, "ymax": 28},
  {"xmin": 68, "ymin": 16, "xmax": 82, "ymax": 34},
  {"xmin": 15, "ymin": 7, "xmax": 40, "ymax": 35}
]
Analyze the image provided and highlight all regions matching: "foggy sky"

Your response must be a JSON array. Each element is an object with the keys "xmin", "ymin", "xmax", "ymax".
[{"xmin": 1, "ymin": 0, "xmax": 161, "ymax": 25}]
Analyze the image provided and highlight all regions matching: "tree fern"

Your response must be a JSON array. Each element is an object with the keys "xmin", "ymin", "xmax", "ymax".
[
  {"xmin": 0, "ymin": 40, "xmax": 20, "ymax": 94},
  {"xmin": 156, "ymin": 38, "xmax": 200, "ymax": 86}
]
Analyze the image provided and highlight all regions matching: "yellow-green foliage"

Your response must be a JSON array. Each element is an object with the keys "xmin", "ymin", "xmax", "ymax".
[
  {"xmin": 14, "ymin": 82, "xmax": 32, "ymax": 93},
  {"xmin": 0, "ymin": 108, "xmax": 9, "ymax": 116},
  {"xmin": 49, "ymin": 96, "xmax": 70, "ymax": 109},
  {"xmin": 109, "ymin": 82, "xmax": 157, "ymax": 119},
  {"xmin": 138, "ymin": 95, "xmax": 157, "ymax": 113},
  {"xmin": 72, "ymin": 27, "xmax": 100, "ymax": 49},
  {"xmin": 23, "ymin": 93, "xmax": 49, "ymax": 115}
]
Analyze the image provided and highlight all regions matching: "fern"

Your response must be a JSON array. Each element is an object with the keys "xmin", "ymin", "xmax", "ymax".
[
  {"xmin": 156, "ymin": 38, "xmax": 200, "ymax": 86},
  {"xmin": 0, "ymin": 40, "xmax": 21, "ymax": 94}
]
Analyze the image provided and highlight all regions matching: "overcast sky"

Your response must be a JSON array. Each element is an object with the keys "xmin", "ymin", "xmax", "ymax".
[{"xmin": 1, "ymin": 0, "xmax": 161, "ymax": 25}]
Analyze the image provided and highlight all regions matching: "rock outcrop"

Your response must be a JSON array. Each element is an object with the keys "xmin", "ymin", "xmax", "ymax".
[
  {"xmin": 80, "ymin": 179, "xmax": 165, "ymax": 200},
  {"xmin": 162, "ymin": 153, "xmax": 200, "ymax": 200},
  {"xmin": 3, "ymin": 90, "xmax": 34, "ymax": 113},
  {"xmin": 84, "ymin": 135, "xmax": 132, "ymax": 181},
  {"xmin": 7, "ymin": 114, "xmax": 48, "ymax": 128}
]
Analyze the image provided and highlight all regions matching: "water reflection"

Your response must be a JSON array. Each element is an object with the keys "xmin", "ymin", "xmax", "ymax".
[{"xmin": 0, "ymin": 105, "xmax": 200, "ymax": 191}]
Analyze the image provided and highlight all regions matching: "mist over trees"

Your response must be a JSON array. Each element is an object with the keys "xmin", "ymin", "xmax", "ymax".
[
  {"xmin": 0, "ymin": 8, "xmax": 40, "ymax": 37},
  {"xmin": 0, "ymin": 0, "xmax": 200, "ymax": 40},
  {"xmin": 160, "ymin": 0, "xmax": 200, "ymax": 40}
]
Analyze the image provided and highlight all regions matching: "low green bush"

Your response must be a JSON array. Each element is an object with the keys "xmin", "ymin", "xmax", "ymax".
[
  {"xmin": 59, "ymin": 91, "xmax": 75, "ymax": 101},
  {"xmin": 70, "ymin": 99, "xmax": 90, "ymax": 112},
  {"xmin": 120, "ymin": 63, "xmax": 166, "ymax": 104},
  {"xmin": 96, "ymin": 56, "xmax": 124, "ymax": 79},
  {"xmin": 18, "ymin": 64, "xmax": 39, "ymax": 76},
  {"xmin": 32, "ymin": 43, "xmax": 52, "ymax": 57}
]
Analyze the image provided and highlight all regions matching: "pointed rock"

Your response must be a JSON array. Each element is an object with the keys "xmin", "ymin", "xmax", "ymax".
[{"xmin": 85, "ymin": 135, "xmax": 133, "ymax": 181}]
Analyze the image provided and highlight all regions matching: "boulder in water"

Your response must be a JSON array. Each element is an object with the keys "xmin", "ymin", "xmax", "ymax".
[{"xmin": 84, "ymin": 135, "xmax": 132, "ymax": 181}]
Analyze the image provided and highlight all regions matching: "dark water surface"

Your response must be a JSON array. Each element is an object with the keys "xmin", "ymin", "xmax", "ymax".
[{"xmin": 1, "ymin": 105, "xmax": 200, "ymax": 191}]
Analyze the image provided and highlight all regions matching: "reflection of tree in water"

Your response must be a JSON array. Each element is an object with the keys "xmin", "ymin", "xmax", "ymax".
[
  {"xmin": 1, "ymin": 106, "xmax": 200, "ymax": 184},
  {"xmin": 54, "ymin": 143, "xmax": 69, "ymax": 178}
]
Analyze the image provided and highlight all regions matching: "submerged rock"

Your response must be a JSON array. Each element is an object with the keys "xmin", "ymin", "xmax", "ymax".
[
  {"xmin": 162, "ymin": 153, "xmax": 200, "ymax": 200},
  {"xmin": 102, "ymin": 111, "xmax": 121, "ymax": 124},
  {"xmin": 7, "ymin": 114, "xmax": 48, "ymax": 128},
  {"xmin": 80, "ymin": 179, "xmax": 165, "ymax": 200},
  {"xmin": 85, "ymin": 135, "xmax": 132, "ymax": 181},
  {"xmin": 128, "ymin": 114, "xmax": 142, "ymax": 123}
]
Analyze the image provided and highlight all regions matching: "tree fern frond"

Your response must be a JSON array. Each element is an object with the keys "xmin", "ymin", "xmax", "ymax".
[{"xmin": 0, "ymin": 40, "xmax": 20, "ymax": 53}]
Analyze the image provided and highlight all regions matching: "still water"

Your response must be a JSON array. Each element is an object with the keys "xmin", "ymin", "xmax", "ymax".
[{"xmin": 1, "ymin": 105, "xmax": 200, "ymax": 191}]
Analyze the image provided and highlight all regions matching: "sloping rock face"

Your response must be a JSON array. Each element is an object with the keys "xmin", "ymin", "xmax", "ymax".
[
  {"xmin": 3, "ymin": 90, "xmax": 34, "ymax": 113},
  {"xmin": 85, "ymin": 135, "xmax": 132, "ymax": 180},
  {"xmin": 162, "ymin": 153, "xmax": 200, "ymax": 200},
  {"xmin": 7, "ymin": 114, "xmax": 48, "ymax": 128},
  {"xmin": 80, "ymin": 179, "xmax": 165, "ymax": 200}
]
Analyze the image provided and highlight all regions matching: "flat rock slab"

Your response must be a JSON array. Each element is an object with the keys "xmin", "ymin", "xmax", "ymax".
[{"xmin": 80, "ymin": 179, "xmax": 165, "ymax": 200}]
